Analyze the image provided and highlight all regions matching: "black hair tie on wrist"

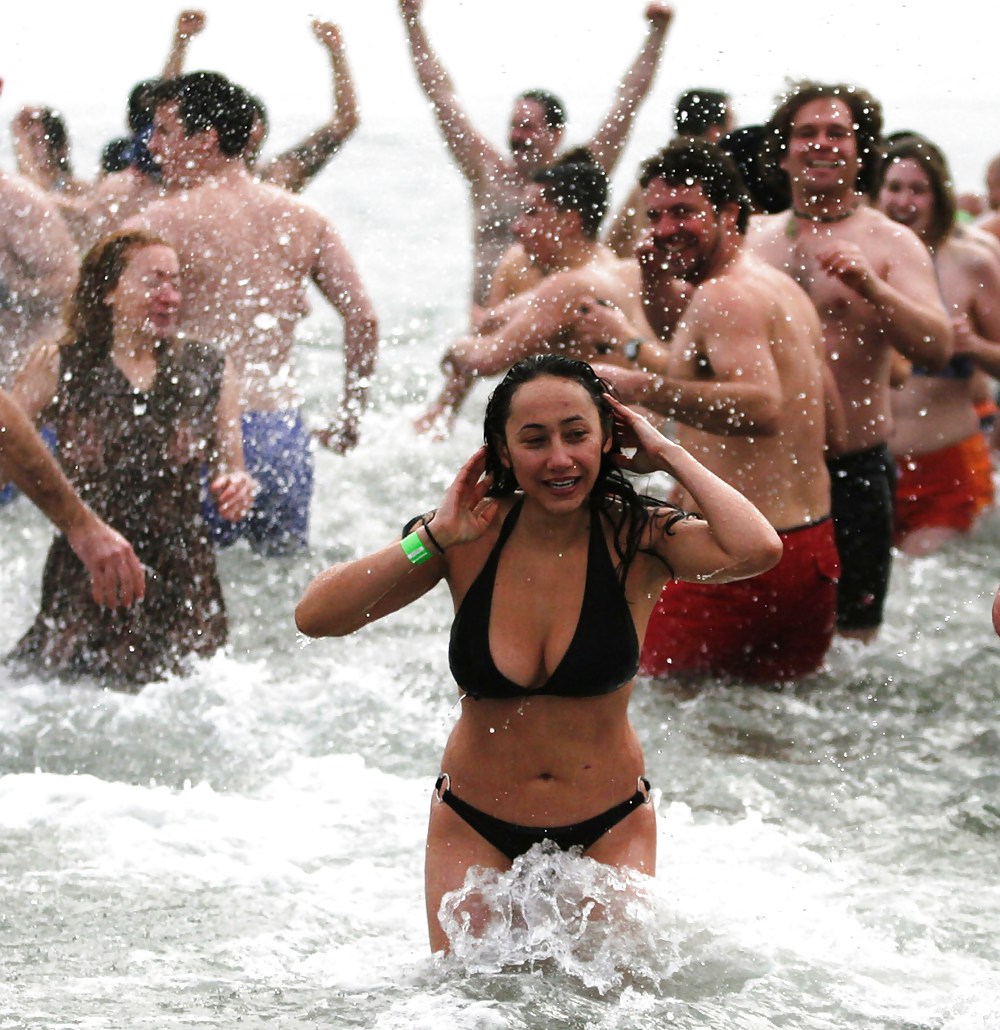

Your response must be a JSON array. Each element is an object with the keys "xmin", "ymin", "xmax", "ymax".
[{"xmin": 422, "ymin": 518, "xmax": 446, "ymax": 555}]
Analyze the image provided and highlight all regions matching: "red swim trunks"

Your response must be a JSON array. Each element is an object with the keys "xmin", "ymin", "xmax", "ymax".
[
  {"xmin": 894, "ymin": 435, "xmax": 984, "ymax": 542},
  {"xmin": 640, "ymin": 517, "xmax": 840, "ymax": 683}
]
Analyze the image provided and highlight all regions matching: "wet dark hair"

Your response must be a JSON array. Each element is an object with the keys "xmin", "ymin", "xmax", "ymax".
[
  {"xmin": 674, "ymin": 88, "xmax": 730, "ymax": 137},
  {"xmin": 32, "ymin": 108, "xmax": 71, "ymax": 175},
  {"xmin": 878, "ymin": 133, "xmax": 956, "ymax": 250},
  {"xmin": 247, "ymin": 92, "xmax": 269, "ymax": 139},
  {"xmin": 531, "ymin": 148, "xmax": 608, "ymax": 238},
  {"xmin": 101, "ymin": 137, "xmax": 133, "ymax": 175},
  {"xmin": 760, "ymin": 80, "xmax": 884, "ymax": 200},
  {"xmin": 517, "ymin": 89, "xmax": 567, "ymax": 131},
  {"xmin": 483, "ymin": 354, "xmax": 688, "ymax": 581},
  {"xmin": 639, "ymin": 137, "xmax": 752, "ymax": 233},
  {"xmin": 151, "ymin": 71, "xmax": 254, "ymax": 157},
  {"xmin": 719, "ymin": 124, "xmax": 789, "ymax": 214},
  {"xmin": 127, "ymin": 78, "xmax": 162, "ymax": 133}
]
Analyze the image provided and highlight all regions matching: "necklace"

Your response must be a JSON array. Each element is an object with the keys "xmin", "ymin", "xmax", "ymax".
[
  {"xmin": 791, "ymin": 206, "xmax": 857, "ymax": 224},
  {"xmin": 786, "ymin": 204, "xmax": 858, "ymax": 239}
]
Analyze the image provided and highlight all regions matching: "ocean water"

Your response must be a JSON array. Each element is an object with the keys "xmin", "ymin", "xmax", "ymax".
[{"xmin": 3, "ymin": 20, "xmax": 1000, "ymax": 1024}]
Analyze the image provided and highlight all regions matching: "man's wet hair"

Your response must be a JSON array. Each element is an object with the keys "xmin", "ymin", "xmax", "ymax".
[
  {"xmin": 101, "ymin": 137, "xmax": 133, "ymax": 175},
  {"xmin": 674, "ymin": 89, "xmax": 730, "ymax": 137},
  {"xmin": 247, "ymin": 92, "xmax": 269, "ymax": 139},
  {"xmin": 151, "ymin": 71, "xmax": 255, "ymax": 157},
  {"xmin": 879, "ymin": 133, "xmax": 956, "ymax": 249},
  {"xmin": 639, "ymin": 137, "xmax": 752, "ymax": 233},
  {"xmin": 30, "ymin": 108, "xmax": 71, "ymax": 175},
  {"xmin": 760, "ymin": 80, "xmax": 884, "ymax": 199},
  {"xmin": 531, "ymin": 147, "xmax": 608, "ymax": 238},
  {"xmin": 127, "ymin": 79, "xmax": 162, "ymax": 133},
  {"xmin": 718, "ymin": 124, "xmax": 788, "ymax": 214},
  {"xmin": 517, "ymin": 89, "xmax": 567, "ymax": 131}
]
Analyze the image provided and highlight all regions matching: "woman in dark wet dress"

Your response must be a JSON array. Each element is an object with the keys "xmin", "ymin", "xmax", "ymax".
[{"xmin": 8, "ymin": 230, "xmax": 254, "ymax": 687}]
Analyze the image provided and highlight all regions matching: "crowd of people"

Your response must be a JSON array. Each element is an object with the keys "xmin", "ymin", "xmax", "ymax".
[{"xmin": 2, "ymin": 3, "xmax": 1000, "ymax": 951}]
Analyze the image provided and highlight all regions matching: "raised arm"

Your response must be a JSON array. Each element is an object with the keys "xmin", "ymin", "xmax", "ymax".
[
  {"xmin": 161, "ymin": 10, "xmax": 206, "ymax": 80},
  {"xmin": 398, "ymin": 0, "xmax": 503, "ymax": 182},
  {"xmin": 586, "ymin": 3, "xmax": 673, "ymax": 176},
  {"xmin": 311, "ymin": 219, "xmax": 380, "ymax": 453},
  {"xmin": 257, "ymin": 20, "xmax": 360, "ymax": 193},
  {"xmin": 0, "ymin": 387, "xmax": 144, "ymax": 608}
]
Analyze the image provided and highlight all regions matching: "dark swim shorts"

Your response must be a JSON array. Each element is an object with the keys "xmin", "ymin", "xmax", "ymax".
[{"xmin": 826, "ymin": 443, "xmax": 897, "ymax": 631}]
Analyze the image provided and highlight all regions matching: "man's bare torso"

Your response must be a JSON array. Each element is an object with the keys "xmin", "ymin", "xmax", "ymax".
[
  {"xmin": 670, "ymin": 254, "xmax": 831, "ymax": 529},
  {"xmin": 748, "ymin": 206, "xmax": 913, "ymax": 453}
]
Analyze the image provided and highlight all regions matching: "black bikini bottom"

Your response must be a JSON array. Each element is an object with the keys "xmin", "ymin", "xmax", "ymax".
[{"xmin": 434, "ymin": 775, "xmax": 651, "ymax": 862}]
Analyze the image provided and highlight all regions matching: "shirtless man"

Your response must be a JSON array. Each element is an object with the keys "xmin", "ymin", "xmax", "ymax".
[
  {"xmin": 574, "ymin": 139, "xmax": 840, "ymax": 681},
  {"xmin": 128, "ymin": 72, "xmax": 378, "ymax": 554},
  {"xmin": 421, "ymin": 153, "xmax": 662, "ymax": 430},
  {"xmin": 398, "ymin": 0, "xmax": 673, "ymax": 318},
  {"xmin": 0, "ymin": 389, "xmax": 144, "ymax": 609},
  {"xmin": 747, "ymin": 81, "xmax": 952, "ymax": 641},
  {"xmin": 0, "ymin": 159, "xmax": 78, "ymax": 385},
  {"xmin": 163, "ymin": 10, "xmax": 360, "ymax": 194},
  {"xmin": 605, "ymin": 87, "xmax": 733, "ymax": 258}
]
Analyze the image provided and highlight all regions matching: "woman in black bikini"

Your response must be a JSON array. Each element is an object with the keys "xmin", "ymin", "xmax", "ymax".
[{"xmin": 296, "ymin": 354, "xmax": 780, "ymax": 952}]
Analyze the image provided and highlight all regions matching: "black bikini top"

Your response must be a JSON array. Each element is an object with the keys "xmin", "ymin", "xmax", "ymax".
[
  {"xmin": 449, "ymin": 498, "xmax": 640, "ymax": 700},
  {"xmin": 911, "ymin": 354, "xmax": 976, "ymax": 380}
]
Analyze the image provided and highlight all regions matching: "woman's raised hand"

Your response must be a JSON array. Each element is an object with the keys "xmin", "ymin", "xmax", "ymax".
[
  {"xmin": 604, "ymin": 393, "xmax": 679, "ymax": 475},
  {"xmin": 432, "ymin": 447, "xmax": 498, "ymax": 548}
]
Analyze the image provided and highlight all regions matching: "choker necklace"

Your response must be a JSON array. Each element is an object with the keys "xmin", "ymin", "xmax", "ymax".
[{"xmin": 791, "ymin": 206, "xmax": 857, "ymax": 224}]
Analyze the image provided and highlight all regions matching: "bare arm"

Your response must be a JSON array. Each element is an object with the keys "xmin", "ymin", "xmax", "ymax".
[
  {"xmin": 257, "ymin": 21, "xmax": 360, "ymax": 193},
  {"xmin": 816, "ymin": 232, "xmax": 952, "ymax": 370},
  {"xmin": 161, "ymin": 10, "xmax": 205, "ymax": 80},
  {"xmin": 397, "ymin": 0, "xmax": 503, "ymax": 182},
  {"xmin": 955, "ymin": 248, "xmax": 1000, "ymax": 379},
  {"xmin": 586, "ymin": 3, "xmax": 673, "ymax": 176},
  {"xmin": 311, "ymin": 220, "xmax": 380, "ymax": 453},
  {"xmin": 0, "ymin": 181, "xmax": 78, "ymax": 320},
  {"xmin": 446, "ymin": 273, "xmax": 587, "ymax": 377},
  {"xmin": 0, "ymin": 387, "xmax": 144, "ymax": 608},
  {"xmin": 207, "ymin": 356, "xmax": 255, "ymax": 523},
  {"xmin": 296, "ymin": 448, "xmax": 497, "ymax": 636},
  {"xmin": 609, "ymin": 396, "xmax": 782, "ymax": 585},
  {"xmin": 627, "ymin": 286, "xmax": 784, "ymax": 435}
]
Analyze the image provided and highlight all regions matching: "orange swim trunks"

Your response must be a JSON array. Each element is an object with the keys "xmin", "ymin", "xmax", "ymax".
[
  {"xmin": 964, "ymin": 431, "xmax": 995, "ymax": 515},
  {"xmin": 640, "ymin": 517, "xmax": 840, "ymax": 683},
  {"xmin": 894, "ymin": 434, "xmax": 986, "ymax": 541}
]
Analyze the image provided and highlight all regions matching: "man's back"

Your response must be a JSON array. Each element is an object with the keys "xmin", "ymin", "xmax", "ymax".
[
  {"xmin": 0, "ymin": 172, "xmax": 78, "ymax": 385},
  {"xmin": 138, "ymin": 172, "xmax": 330, "ymax": 410}
]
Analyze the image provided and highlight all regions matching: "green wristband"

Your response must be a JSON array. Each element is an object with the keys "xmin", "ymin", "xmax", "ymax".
[{"xmin": 401, "ymin": 531, "xmax": 432, "ymax": 565}]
